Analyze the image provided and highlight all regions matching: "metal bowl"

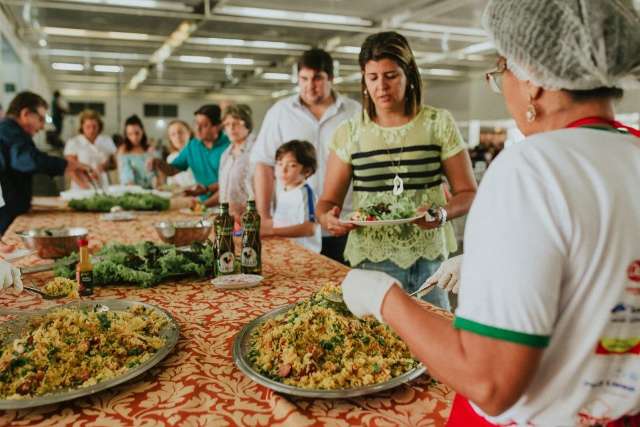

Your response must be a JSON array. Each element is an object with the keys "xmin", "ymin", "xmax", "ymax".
[
  {"xmin": 154, "ymin": 220, "xmax": 213, "ymax": 246},
  {"xmin": 15, "ymin": 227, "xmax": 88, "ymax": 259}
]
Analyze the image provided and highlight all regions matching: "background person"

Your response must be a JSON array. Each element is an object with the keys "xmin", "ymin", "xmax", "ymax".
[
  {"xmin": 64, "ymin": 109, "xmax": 116, "ymax": 190},
  {"xmin": 250, "ymin": 48, "xmax": 360, "ymax": 264},
  {"xmin": 219, "ymin": 104, "xmax": 255, "ymax": 223},
  {"xmin": 117, "ymin": 114, "xmax": 155, "ymax": 188},
  {"xmin": 0, "ymin": 91, "xmax": 93, "ymax": 233},
  {"xmin": 317, "ymin": 32, "xmax": 476, "ymax": 310},
  {"xmin": 341, "ymin": 1, "xmax": 640, "ymax": 425},
  {"xmin": 164, "ymin": 119, "xmax": 195, "ymax": 188},
  {"xmin": 149, "ymin": 105, "xmax": 230, "ymax": 206},
  {"xmin": 260, "ymin": 140, "xmax": 322, "ymax": 253}
]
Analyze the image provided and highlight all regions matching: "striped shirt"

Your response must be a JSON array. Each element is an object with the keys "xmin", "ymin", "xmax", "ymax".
[{"xmin": 330, "ymin": 105, "xmax": 466, "ymax": 268}]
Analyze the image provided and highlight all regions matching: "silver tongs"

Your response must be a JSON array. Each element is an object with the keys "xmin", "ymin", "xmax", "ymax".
[{"xmin": 84, "ymin": 170, "xmax": 106, "ymax": 196}]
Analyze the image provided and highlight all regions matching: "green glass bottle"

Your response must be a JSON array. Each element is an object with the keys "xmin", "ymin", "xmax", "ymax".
[
  {"xmin": 241, "ymin": 200, "xmax": 261, "ymax": 274},
  {"xmin": 214, "ymin": 203, "xmax": 235, "ymax": 276}
]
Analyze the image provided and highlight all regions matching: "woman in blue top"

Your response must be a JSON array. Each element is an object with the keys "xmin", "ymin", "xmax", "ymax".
[{"xmin": 117, "ymin": 115, "xmax": 155, "ymax": 188}]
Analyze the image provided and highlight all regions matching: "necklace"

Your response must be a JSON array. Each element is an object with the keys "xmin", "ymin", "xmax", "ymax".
[{"xmin": 386, "ymin": 142, "xmax": 405, "ymax": 196}]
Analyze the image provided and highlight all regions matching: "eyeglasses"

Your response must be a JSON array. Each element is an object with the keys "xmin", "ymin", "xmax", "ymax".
[{"xmin": 485, "ymin": 58, "xmax": 507, "ymax": 94}]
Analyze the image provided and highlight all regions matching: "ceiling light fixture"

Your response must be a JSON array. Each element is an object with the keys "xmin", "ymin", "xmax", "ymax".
[
  {"xmin": 52, "ymin": 62, "xmax": 84, "ymax": 71},
  {"xmin": 400, "ymin": 22, "xmax": 487, "ymax": 37},
  {"xmin": 459, "ymin": 41, "xmax": 495, "ymax": 55},
  {"xmin": 262, "ymin": 73, "xmax": 292, "ymax": 81},
  {"xmin": 335, "ymin": 46, "xmax": 361, "ymax": 55},
  {"xmin": 94, "ymin": 64, "xmax": 123, "ymax": 73},
  {"xmin": 179, "ymin": 55, "xmax": 212, "ymax": 64},
  {"xmin": 43, "ymin": 26, "xmax": 152, "ymax": 41},
  {"xmin": 420, "ymin": 68, "xmax": 464, "ymax": 77},
  {"xmin": 61, "ymin": 0, "xmax": 192, "ymax": 12},
  {"xmin": 128, "ymin": 67, "xmax": 148, "ymax": 90},
  {"xmin": 189, "ymin": 37, "xmax": 310, "ymax": 50},
  {"xmin": 215, "ymin": 6, "xmax": 372, "ymax": 26}
]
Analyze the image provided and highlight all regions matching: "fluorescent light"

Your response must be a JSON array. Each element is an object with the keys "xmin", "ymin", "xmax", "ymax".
[
  {"xmin": 460, "ymin": 41, "xmax": 495, "ymax": 55},
  {"xmin": 52, "ymin": 62, "xmax": 84, "ymax": 71},
  {"xmin": 420, "ymin": 68, "xmax": 463, "ymax": 77},
  {"xmin": 262, "ymin": 73, "xmax": 292, "ymax": 81},
  {"xmin": 179, "ymin": 55, "xmax": 212, "ymax": 63},
  {"xmin": 60, "ymin": 0, "xmax": 192, "ymax": 12},
  {"xmin": 43, "ymin": 26, "xmax": 152, "ymax": 41},
  {"xmin": 401, "ymin": 22, "xmax": 487, "ymax": 37},
  {"xmin": 335, "ymin": 46, "xmax": 361, "ymax": 55},
  {"xmin": 188, "ymin": 37, "xmax": 309, "ymax": 51},
  {"xmin": 39, "ymin": 49, "xmax": 148, "ymax": 61},
  {"xmin": 223, "ymin": 57, "xmax": 254, "ymax": 66},
  {"xmin": 94, "ymin": 64, "xmax": 123, "ymax": 73},
  {"xmin": 216, "ymin": 6, "xmax": 372, "ymax": 26},
  {"xmin": 128, "ymin": 67, "xmax": 148, "ymax": 90}
]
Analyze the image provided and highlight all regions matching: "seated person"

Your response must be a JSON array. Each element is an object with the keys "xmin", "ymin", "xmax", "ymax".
[{"xmin": 260, "ymin": 140, "xmax": 321, "ymax": 253}]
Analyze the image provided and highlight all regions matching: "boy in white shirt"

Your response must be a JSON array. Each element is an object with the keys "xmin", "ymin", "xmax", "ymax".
[{"xmin": 260, "ymin": 140, "xmax": 321, "ymax": 253}]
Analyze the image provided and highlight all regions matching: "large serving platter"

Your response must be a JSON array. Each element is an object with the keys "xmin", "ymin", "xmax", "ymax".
[
  {"xmin": 0, "ymin": 300, "xmax": 179, "ymax": 410},
  {"xmin": 233, "ymin": 304, "xmax": 426, "ymax": 398}
]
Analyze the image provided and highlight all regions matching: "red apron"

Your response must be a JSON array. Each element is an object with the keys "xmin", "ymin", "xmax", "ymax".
[{"xmin": 446, "ymin": 117, "xmax": 640, "ymax": 427}]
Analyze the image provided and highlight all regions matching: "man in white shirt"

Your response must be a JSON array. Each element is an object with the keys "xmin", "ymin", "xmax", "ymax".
[{"xmin": 251, "ymin": 48, "xmax": 360, "ymax": 264}]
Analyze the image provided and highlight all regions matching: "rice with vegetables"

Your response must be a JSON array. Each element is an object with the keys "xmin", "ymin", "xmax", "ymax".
[
  {"xmin": 42, "ymin": 277, "xmax": 79, "ymax": 298},
  {"xmin": 0, "ymin": 305, "xmax": 166, "ymax": 399},
  {"xmin": 248, "ymin": 283, "xmax": 419, "ymax": 389}
]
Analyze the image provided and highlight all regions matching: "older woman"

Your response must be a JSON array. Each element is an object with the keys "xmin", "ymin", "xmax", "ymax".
[
  {"xmin": 64, "ymin": 109, "xmax": 116, "ymax": 189},
  {"xmin": 219, "ymin": 104, "xmax": 255, "ymax": 222},
  {"xmin": 317, "ymin": 31, "xmax": 476, "ymax": 310},
  {"xmin": 341, "ymin": 1, "xmax": 640, "ymax": 425}
]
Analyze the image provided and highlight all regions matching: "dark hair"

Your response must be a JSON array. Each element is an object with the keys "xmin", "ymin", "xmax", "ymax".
[
  {"xmin": 77, "ymin": 109, "xmax": 104, "ymax": 134},
  {"xmin": 6, "ymin": 91, "xmax": 48, "ymax": 117},
  {"xmin": 566, "ymin": 87, "xmax": 624, "ymax": 102},
  {"xmin": 222, "ymin": 104, "xmax": 253, "ymax": 132},
  {"xmin": 298, "ymin": 48, "xmax": 334, "ymax": 79},
  {"xmin": 359, "ymin": 32, "xmax": 422, "ymax": 120},
  {"xmin": 194, "ymin": 104, "xmax": 222, "ymax": 126},
  {"xmin": 275, "ymin": 140, "xmax": 317, "ymax": 176},
  {"xmin": 122, "ymin": 114, "xmax": 149, "ymax": 152}
]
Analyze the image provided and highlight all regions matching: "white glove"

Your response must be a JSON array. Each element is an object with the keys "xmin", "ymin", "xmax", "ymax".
[
  {"xmin": 424, "ymin": 255, "xmax": 463, "ymax": 294},
  {"xmin": 341, "ymin": 269, "xmax": 399, "ymax": 323},
  {"xmin": 0, "ymin": 260, "xmax": 23, "ymax": 292}
]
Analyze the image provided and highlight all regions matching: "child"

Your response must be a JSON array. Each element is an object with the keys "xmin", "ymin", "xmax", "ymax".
[{"xmin": 260, "ymin": 140, "xmax": 321, "ymax": 253}]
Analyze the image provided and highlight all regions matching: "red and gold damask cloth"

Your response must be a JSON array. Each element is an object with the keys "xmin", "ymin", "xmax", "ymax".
[{"xmin": 0, "ymin": 202, "xmax": 453, "ymax": 426}]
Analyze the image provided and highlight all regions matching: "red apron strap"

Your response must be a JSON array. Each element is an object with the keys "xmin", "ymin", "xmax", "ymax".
[
  {"xmin": 565, "ymin": 116, "xmax": 640, "ymax": 138},
  {"xmin": 446, "ymin": 394, "xmax": 503, "ymax": 427}
]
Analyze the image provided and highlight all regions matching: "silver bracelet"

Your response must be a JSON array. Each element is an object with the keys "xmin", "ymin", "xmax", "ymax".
[{"xmin": 438, "ymin": 207, "xmax": 448, "ymax": 227}]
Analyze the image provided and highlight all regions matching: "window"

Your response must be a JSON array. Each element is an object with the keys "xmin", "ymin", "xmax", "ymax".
[
  {"xmin": 69, "ymin": 102, "xmax": 105, "ymax": 115},
  {"xmin": 143, "ymin": 103, "xmax": 178, "ymax": 118}
]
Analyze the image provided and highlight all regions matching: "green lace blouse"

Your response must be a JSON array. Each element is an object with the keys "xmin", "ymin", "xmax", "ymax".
[{"xmin": 330, "ymin": 105, "xmax": 466, "ymax": 268}]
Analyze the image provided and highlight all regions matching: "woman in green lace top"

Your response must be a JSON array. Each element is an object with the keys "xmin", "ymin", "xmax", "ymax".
[{"xmin": 317, "ymin": 32, "xmax": 477, "ymax": 310}]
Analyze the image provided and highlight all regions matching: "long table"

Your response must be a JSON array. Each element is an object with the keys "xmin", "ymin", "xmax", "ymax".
[{"xmin": 0, "ymin": 203, "xmax": 453, "ymax": 426}]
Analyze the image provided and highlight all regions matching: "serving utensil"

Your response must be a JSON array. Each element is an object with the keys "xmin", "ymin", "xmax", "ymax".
[{"xmin": 23, "ymin": 284, "xmax": 65, "ymax": 300}]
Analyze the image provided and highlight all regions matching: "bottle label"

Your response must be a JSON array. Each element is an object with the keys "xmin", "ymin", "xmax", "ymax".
[
  {"xmin": 77, "ymin": 270, "xmax": 94, "ymax": 294},
  {"xmin": 217, "ymin": 252, "xmax": 235, "ymax": 274},
  {"xmin": 241, "ymin": 247, "xmax": 258, "ymax": 267}
]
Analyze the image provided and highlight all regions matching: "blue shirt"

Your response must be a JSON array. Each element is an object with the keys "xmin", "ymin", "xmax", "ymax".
[
  {"xmin": 170, "ymin": 132, "xmax": 230, "ymax": 198},
  {"xmin": 0, "ymin": 118, "xmax": 67, "ymax": 233}
]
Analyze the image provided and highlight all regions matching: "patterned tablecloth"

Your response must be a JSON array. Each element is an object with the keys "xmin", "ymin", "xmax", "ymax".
[{"xmin": 0, "ymin": 201, "xmax": 453, "ymax": 426}]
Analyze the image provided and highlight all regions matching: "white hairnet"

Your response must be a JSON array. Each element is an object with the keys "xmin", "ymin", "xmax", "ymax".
[{"xmin": 482, "ymin": 0, "xmax": 640, "ymax": 90}]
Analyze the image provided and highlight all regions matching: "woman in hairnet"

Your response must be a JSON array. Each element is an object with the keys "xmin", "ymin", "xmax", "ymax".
[{"xmin": 340, "ymin": 0, "xmax": 640, "ymax": 425}]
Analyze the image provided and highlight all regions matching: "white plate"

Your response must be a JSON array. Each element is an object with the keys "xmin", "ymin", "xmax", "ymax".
[
  {"xmin": 339, "ymin": 213, "xmax": 428, "ymax": 226},
  {"xmin": 100, "ymin": 211, "xmax": 136, "ymax": 221},
  {"xmin": 211, "ymin": 274, "xmax": 263, "ymax": 289},
  {"xmin": 2, "ymin": 249, "xmax": 34, "ymax": 263}
]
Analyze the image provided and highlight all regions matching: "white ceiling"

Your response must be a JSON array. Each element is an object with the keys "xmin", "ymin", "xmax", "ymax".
[{"xmin": 1, "ymin": 0, "xmax": 496, "ymax": 99}]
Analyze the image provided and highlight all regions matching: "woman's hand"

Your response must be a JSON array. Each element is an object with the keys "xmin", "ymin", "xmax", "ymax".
[
  {"xmin": 413, "ymin": 206, "xmax": 443, "ymax": 230},
  {"xmin": 321, "ymin": 206, "xmax": 356, "ymax": 237}
]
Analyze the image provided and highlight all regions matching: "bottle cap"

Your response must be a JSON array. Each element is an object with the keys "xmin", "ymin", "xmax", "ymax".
[{"xmin": 77, "ymin": 239, "xmax": 89, "ymax": 247}]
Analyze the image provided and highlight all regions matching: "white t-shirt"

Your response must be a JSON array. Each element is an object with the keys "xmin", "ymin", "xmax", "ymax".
[
  {"xmin": 250, "ymin": 93, "xmax": 360, "ymax": 229},
  {"xmin": 166, "ymin": 151, "xmax": 196, "ymax": 188},
  {"xmin": 273, "ymin": 181, "xmax": 322, "ymax": 253},
  {"xmin": 455, "ymin": 128, "xmax": 640, "ymax": 425},
  {"xmin": 64, "ymin": 134, "xmax": 117, "ymax": 189}
]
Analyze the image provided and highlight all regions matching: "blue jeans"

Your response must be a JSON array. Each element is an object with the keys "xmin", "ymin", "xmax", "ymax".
[{"xmin": 357, "ymin": 258, "xmax": 450, "ymax": 311}]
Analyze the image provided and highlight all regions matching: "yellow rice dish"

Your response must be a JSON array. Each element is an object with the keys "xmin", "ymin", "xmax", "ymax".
[
  {"xmin": 249, "ymin": 283, "xmax": 418, "ymax": 389},
  {"xmin": 42, "ymin": 277, "xmax": 79, "ymax": 298},
  {"xmin": 0, "ymin": 305, "xmax": 167, "ymax": 399}
]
